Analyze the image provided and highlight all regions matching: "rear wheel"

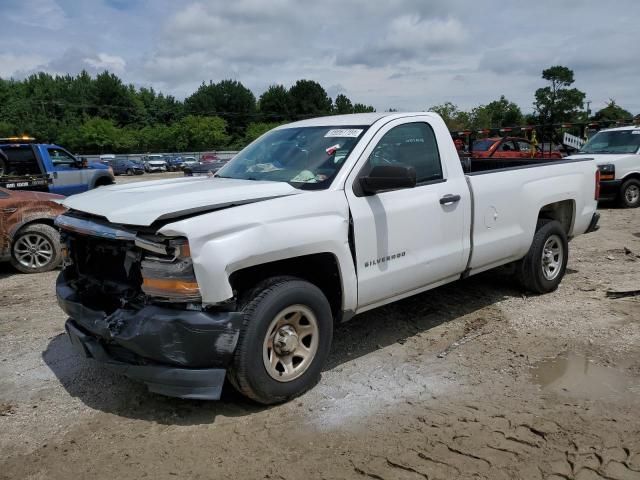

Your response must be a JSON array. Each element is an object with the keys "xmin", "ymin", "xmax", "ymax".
[
  {"xmin": 126, "ymin": 168, "xmax": 133, "ymax": 176},
  {"xmin": 517, "ymin": 219, "xmax": 568, "ymax": 294},
  {"xmin": 619, "ymin": 178, "xmax": 640, "ymax": 208},
  {"xmin": 228, "ymin": 277, "xmax": 333, "ymax": 404},
  {"xmin": 10, "ymin": 224, "xmax": 62, "ymax": 273}
]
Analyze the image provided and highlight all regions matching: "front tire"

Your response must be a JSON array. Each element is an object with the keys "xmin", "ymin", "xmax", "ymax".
[
  {"xmin": 517, "ymin": 220, "xmax": 568, "ymax": 294},
  {"xmin": 126, "ymin": 168, "xmax": 133, "ymax": 176},
  {"xmin": 619, "ymin": 178, "xmax": 640, "ymax": 208},
  {"xmin": 229, "ymin": 277, "xmax": 333, "ymax": 404},
  {"xmin": 10, "ymin": 224, "xmax": 62, "ymax": 273}
]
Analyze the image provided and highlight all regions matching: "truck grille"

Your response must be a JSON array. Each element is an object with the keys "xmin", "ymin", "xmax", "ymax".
[{"xmin": 57, "ymin": 212, "xmax": 146, "ymax": 314}]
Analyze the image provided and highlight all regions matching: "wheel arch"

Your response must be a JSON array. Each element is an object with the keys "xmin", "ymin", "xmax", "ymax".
[
  {"xmin": 537, "ymin": 199, "xmax": 575, "ymax": 236},
  {"xmin": 228, "ymin": 252, "xmax": 345, "ymax": 320},
  {"xmin": 92, "ymin": 173, "xmax": 114, "ymax": 188}
]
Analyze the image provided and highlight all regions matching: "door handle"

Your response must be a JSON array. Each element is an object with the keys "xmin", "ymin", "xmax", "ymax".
[{"xmin": 439, "ymin": 194, "xmax": 461, "ymax": 205}]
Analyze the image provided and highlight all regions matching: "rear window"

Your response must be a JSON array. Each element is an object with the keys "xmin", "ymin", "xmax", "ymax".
[{"xmin": 0, "ymin": 146, "xmax": 41, "ymax": 176}]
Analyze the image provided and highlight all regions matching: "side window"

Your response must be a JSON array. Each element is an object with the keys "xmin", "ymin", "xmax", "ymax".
[
  {"xmin": 48, "ymin": 148, "xmax": 77, "ymax": 167},
  {"xmin": 367, "ymin": 122, "xmax": 443, "ymax": 183},
  {"xmin": 517, "ymin": 140, "xmax": 532, "ymax": 153},
  {"xmin": 500, "ymin": 140, "xmax": 517, "ymax": 152}
]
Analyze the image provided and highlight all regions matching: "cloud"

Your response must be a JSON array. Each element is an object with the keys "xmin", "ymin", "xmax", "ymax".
[
  {"xmin": 3, "ymin": 0, "xmax": 67, "ymax": 30},
  {"xmin": 83, "ymin": 53, "xmax": 126, "ymax": 73},
  {"xmin": 1, "ymin": 0, "xmax": 640, "ymax": 114},
  {"xmin": 337, "ymin": 16, "xmax": 467, "ymax": 67},
  {"xmin": 0, "ymin": 53, "xmax": 46, "ymax": 78}
]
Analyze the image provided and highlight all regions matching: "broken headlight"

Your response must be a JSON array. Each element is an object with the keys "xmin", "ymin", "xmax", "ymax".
[{"xmin": 140, "ymin": 238, "xmax": 201, "ymax": 302}]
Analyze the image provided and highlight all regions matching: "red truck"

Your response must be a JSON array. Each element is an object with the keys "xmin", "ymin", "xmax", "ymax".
[{"xmin": 471, "ymin": 137, "xmax": 563, "ymax": 160}]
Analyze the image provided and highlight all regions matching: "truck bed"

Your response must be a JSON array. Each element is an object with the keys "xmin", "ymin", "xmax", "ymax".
[{"xmin": 461, "ymin": 156, "xmax": 578, "ymax": 174}]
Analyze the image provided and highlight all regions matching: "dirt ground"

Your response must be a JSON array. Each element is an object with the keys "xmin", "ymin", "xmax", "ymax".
[{"xmin": 0, "ymin": 175, "xmax": 639, "ymax": 479}]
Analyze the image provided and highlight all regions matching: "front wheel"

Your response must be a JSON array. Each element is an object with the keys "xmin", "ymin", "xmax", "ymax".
[
  {"xmin": 126, "ymin": 168, "xmax": 133, "ymax": 176},
  {"xmin": 517, "ymin": 219, "xmax": 568, "ymax": 294},
  {"xmin": 619, "ymin": 178, "xmax": 640, "ymax": 208},
  {"xmin": 229, "ymin": 278, "xmax": 333, "ymax": 404}
]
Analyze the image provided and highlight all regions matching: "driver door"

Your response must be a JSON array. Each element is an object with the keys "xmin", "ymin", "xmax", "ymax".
[
  {"xmin": 47, "ymin": 147, "xmax": 85, "ymax": 196},
  {"xmin": 345, "ymin": 118, "xmax": 469, "ymax": 310}
]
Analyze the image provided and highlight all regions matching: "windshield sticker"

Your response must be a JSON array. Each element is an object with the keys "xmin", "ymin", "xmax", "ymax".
[{"xmin": 324, "ymin": 129, "xmax": 363, "ymax": 138}]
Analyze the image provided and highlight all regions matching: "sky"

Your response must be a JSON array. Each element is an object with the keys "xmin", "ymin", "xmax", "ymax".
[{"xmin": 1, "ymin": 0, "xmax": 639, "ymax": 114}]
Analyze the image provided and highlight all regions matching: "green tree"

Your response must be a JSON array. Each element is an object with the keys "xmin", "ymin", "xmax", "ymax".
[
  {"xmin": 534, "ymin": 66, "xmax": 586, "ymax": 124},
  {"xmin": 288, "ymin": 80, "xmax": 332, "ymax": 117},
  {"xmin": 185, "ymin": 79, "xmax": 256, "ymax": 138},
  {"xmin": 593, "ymin": 100, "xmax": 633, "ymax": 122},
  {"xmin": 353, "ymin": 103, "xmax": 375, "ymax": 113},
  {"xmin": 470, "ymin": 95, "xmax": 523, "ymax": 129},
  {"xmin": 171, "ymin": 115, "xmax": 229, "ymax": 151},
  {"xmin": 258, "ymin": 85, "xmax": 291, "ymax": 121},
  {"xmin": 61, "ymin": 117, "xmax": 134, "ymax": 153},
  {"xmin": 429, "ymin": 102, "xmax": 469, "ymax": 130},
  {"xmin": 334, "ymin": 94, "xmax": 353, "ymax": 114},
  {"xmin": 244, "ymin": 122, "xmax": 281, "ymax": 143}
]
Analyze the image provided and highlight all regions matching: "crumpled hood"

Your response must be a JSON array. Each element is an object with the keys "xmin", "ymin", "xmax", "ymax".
[
  {"xmin": 62, "ymin": 176, "xmax": 302, "ymax": 226},
  {"xmin": 566, "ymin": 153, "xmax": 637, "ymax": 164}
]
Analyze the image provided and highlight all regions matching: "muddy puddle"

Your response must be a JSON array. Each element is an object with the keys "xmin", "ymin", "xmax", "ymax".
[{"xmin": 531, "ymin": 352, "xmax": 639, "ymax": 401}]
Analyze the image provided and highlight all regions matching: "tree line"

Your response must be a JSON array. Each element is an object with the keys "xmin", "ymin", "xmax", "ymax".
[
  {"xmin": 0, "ymin": 66, "xmax": 636, "ymax": 153},
  {"xmin": 430, "ymin": 66, "xmax": 637, "ymax": 132},
  {"xmin": 0, "ymin": 72, "xmax": 375, "ymax": 153}
]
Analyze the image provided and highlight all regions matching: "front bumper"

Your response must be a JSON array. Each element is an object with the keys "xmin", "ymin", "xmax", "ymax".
[
  {"xmin": 57, "ymin": 274, "xmax": 243, "ymax": 400},
  {"xmin": 599, "ymin": 179, "xmax": 622, "ymax": 201}
]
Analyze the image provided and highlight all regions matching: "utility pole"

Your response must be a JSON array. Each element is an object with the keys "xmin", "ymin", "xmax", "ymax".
[{"xmin": 585, "ymin": 100, "xmax": 592, "ymax": 120}]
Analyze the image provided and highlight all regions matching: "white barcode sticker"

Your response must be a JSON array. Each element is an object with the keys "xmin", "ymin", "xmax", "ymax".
[{"xmin": 324, "ymin": 129, "xmax": 363, "ymax": 138}]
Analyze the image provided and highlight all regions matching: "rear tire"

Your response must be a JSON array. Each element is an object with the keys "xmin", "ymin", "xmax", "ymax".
[
  {"xmin": 228, "ymin": 277, "xmax": 333, "ymax": 405},
  {"xmin": 618, "ymin": 178, "xmax": 640, "ymax": 208},
  {"xmin": 126, "ymin": 168, "xmax": 133, "ymax": 176},
  {"xmin": 10, "ymin": 223, "xmax": 62, "ymax": 274},
  {"xmin": 517, "ymin": 219, "xmax": 568, "ymax": 294}
]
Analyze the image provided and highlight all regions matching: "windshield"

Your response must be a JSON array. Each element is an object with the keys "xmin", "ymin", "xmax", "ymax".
[
  {"xmin": 472, "ymin": 139, "xmax": 496, "ymax": 151},
  {"xmin": 216, "ymin": 126, "xmax": 368, "ymax": 189},
  {"xmin": 579, "ymin": 130, "xmax": 640, "ymax": 154}
]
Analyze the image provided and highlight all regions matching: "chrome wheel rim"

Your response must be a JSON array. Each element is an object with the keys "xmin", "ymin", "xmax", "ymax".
[
  {"xmin": 625, "ymin": 185, "xmax": 640, "ymax": 204},
  {"xmin": 262, "ymin": 305, "xmax": 319, "ymax": 382},
  {"xmin": 13, "ymin": 233, "xmax": 54, "ymax": 270},
  {"xmin": 541, "ymin": 234, "xmax": 563, "ymax": 281}
]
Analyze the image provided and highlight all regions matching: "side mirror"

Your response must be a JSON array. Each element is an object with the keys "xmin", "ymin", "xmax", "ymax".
[{"xmin": 359, "ymin": 165, "xmax": 416, "ymax": 195}]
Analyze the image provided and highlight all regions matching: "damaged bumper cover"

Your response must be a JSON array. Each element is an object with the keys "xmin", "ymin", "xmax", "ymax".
[{"xmin": 57, "ymin": 274, "xmax": 243, "ymax": 400}]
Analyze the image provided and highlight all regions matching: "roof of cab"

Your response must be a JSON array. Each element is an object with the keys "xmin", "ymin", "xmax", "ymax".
[
  {"xmin": 278, "ymin": 112, "xmax": 438, "ymax": 129},
  {"xmin": 599, "ymin": 125, "xmax": 640, "ymax": 132}
]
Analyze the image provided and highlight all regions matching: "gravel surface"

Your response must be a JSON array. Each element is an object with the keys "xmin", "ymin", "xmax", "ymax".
[{"xmin": 0, "ymin": 179, "xmax": 638, "ymax": 479}]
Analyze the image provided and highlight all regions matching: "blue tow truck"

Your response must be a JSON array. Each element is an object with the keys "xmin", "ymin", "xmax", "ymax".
[{"xmin": 0, "ymin": 137, "xmax": 114, "ymax": 196}]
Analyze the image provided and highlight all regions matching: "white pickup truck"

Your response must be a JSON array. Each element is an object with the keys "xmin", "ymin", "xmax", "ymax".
[
  {"xmin": 567, "ymin": 125, "xmax": 640, "ymax": 208},
  {"xmin": 55, "ymin": 112, "xmax": 601, "ymax": 404}
]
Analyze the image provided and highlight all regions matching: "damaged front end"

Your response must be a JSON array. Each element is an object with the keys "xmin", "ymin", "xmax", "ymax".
[{"xmin": 55, "ymin": 212, "xmax": 243, "ymax": 400}]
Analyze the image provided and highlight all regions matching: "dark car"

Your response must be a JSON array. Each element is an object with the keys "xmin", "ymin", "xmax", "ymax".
[
  {"xmin": 109, "ymin": 157, "xmax": 145, "ymax": 176},
  {"xmin": 183, "ymin": 159, "xmax": 229, "ymax": 177},
  {"xmin": 0, "ymin": 187, "xmax": 66, "ymax": 273},
  {"xmin": 166, "ymin": 156, "xmax": 185, "ymax": 171}
]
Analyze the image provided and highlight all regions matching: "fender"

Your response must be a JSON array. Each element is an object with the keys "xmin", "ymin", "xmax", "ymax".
[{"xmin": 158, "ymin": 189, "xmax": 358, "ymax": 311}]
